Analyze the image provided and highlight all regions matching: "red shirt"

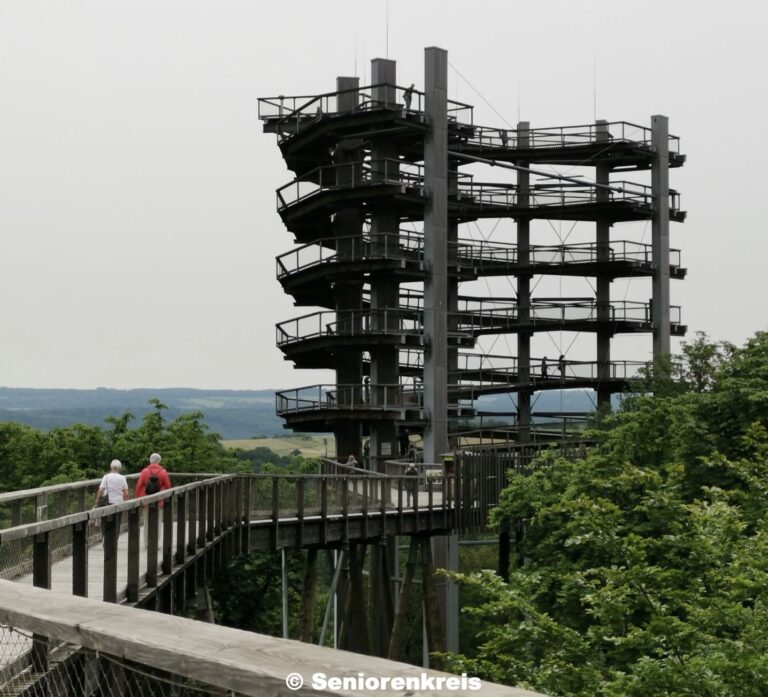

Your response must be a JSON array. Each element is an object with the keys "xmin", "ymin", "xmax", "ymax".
[{"xmin": 135, "ymin": 463, "xmax": 173, "ymax": 504}]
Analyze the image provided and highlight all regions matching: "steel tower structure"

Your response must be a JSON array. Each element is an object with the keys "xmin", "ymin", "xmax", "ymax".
[
  {"xmin": 260, "ymin": 50, "xmax": 686, "ymax": 471},
  {"xmin": 260, "ymin": 47, "xmax": 685, "ymax": 656}
]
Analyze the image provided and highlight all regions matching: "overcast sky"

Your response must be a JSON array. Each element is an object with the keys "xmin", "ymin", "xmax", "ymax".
[{"xmin": 1, "ymin": 1, "xmax": 766, "ymax": 390}]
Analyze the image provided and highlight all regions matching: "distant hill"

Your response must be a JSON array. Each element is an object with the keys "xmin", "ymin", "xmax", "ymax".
[
  {"xmin": 0, "ymin": 387, "xmax": 604, "ymax": 440},
  {"xmin": 0, "ymin": 387, "xmax": 284, "ymax": 440}
]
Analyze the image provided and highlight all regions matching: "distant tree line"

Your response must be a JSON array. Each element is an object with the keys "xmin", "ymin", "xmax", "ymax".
[{"xmin": 0, "ymin": 399, "xmax": 305, "ymax": 491}]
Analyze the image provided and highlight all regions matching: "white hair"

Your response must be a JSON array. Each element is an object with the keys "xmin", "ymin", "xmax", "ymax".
[
  {"xmin": 110, "ymin": 459, "xmax": 122, "ymax": 471},
  {"xmin": 149, "ymin": 453, "xmax": 161, "ymax": 464}
]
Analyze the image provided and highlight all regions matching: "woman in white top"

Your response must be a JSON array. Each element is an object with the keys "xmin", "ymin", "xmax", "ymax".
[{"xmin": 94, "ymin": 459, "xmax": 129, "ymax": 506}]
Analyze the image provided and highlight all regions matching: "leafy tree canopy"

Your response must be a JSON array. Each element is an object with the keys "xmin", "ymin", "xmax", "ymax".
[
  {"xmin": 0, "ymin": 400, "xmax": 255, "ymax": 491},
  {"xmin": 442, "ymin": 331, "xmax": 768, "ymax": 696}
]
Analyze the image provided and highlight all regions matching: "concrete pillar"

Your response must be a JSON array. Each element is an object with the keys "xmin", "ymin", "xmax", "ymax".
[
  {"xmin": 368, "ymin": 58, "xmax": 400, "ymax": 471},
  {"xmin": 333, "ymin": 76, "xmax": 364, "ymax": 461},
  {"xmin": 595, "ymin": 120, "xmax": 612, "ymax": 409},
  {"xmin": 651, "ymin": 115, "xmax": 671, "ymax": 358},
  {"xmin": 516, "ymin": 122, "xmax": 531, "ymax": 442}
]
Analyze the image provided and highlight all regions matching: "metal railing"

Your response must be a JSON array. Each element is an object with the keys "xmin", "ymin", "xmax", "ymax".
[
  {"xmin": 466, "ymin": 119, "xmax": 681, "ymax": 155},
  {"xmin": 455, "ymin": 298, "xmax": 683, "ymax": 331},
  {"xmin": 276, "ymin": 158, "xmax": 428, "ymax": 212},
  {"xmin": 276, "ymin": 230, "xmax": 424, "ymax": 280},
  {"xmin": 276, "ymin": 233, "xmax": 682, "ymax": 282},
  {"xmin": 276, "ymin": 300, "xmax": 682, "ymax": 349},
  {"xmin": 276, "ymin": 161, "xmax": 682, "ymax": 217},
  {"xmin": 276, "ymin": 308, "xmax": 423, "ymax": 347},
  {"xmin": 259, "ymin": 87, "xmax": 679, "ymax": 163},
  {"xmin": 459, "ymin": 238, "xmax": 682, "ymax": 270},
  {"xmin": 454, "ymin": 358, "xmax": 647, "ymax": 384},
  {"xmin": 276, "ymin": 383, "xmax": 422, "ymax": 415},
  {"xmin": 258, "ymin": 82, "xmax": 474, "ymax": 137}
]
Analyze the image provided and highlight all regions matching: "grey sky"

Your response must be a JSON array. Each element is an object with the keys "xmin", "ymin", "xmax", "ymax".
[{"xmin": 1, "ymin": 1, "xmax": 765, "ymax": 390}]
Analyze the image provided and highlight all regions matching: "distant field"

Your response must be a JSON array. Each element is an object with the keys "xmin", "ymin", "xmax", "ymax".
[{"xmin": 222, "ymin": 435, "xmax": 333, "ymax": 458}]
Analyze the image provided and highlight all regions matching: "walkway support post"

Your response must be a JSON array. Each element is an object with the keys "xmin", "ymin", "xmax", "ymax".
[
  {"xmin": 299, "ymin": 548, "xmax": 318, "ymax": 643},
  {"xmin": 423, "ymin": 45, "xmax": 459, "ymax": 656},
  {"xmin": 281, "ymin": 547, "xmax": 289, "ymax": 639},
  {"xmin": 387, "ymin": 536, "xmax": 419, "ymax": 660}
]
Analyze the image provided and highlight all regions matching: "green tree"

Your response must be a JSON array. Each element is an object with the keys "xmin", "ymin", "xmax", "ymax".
[{"xmin": 441, "ymin": 330, "xmax": 768, "ymax": 696}]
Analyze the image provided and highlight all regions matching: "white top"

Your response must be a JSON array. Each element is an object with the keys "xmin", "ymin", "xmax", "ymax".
[{"xmin": 100, "ymin": 472, "xmax": 128, "ymax": 504}]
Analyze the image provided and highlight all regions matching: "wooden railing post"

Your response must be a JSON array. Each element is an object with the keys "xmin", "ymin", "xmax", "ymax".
[
  {"xmin": 207, "ymin": 484, "xmax": 216, "ymax": 540},
  {"xmin": 297, "ymin": 478, "xmax": 305, "ymax": 548},
  {"xmin": 35, "ymin": 492, "xmax": 48, "ymax": 522},
  {"xmin": 380, "ymin": 478, "xmax": 387, "ymax": 536},
  {"xmin": 320, "ymin": 478, "xmax": 328, "ymax": 545},
  {"xmin": 31, "ymin": 531, "xmax": 51, "ymax": 673},
  {"xmin": 198, "ymin": 488, "xmax": 208, "ymax": 547},
  {"xmin": 127, "ymin": 507, "xmax": 141, "ymax": 602},
  {"xmin": 241, "ymin": 476, "xmax": 251, "ymax": 554},
  {"xmin": 234, "ymin": 477, "xmax": 243, "ymax": 553},
  {"xmin": 342, "ymin": 478, "xmax": 349, "ymax": 543},
  {"xmin": 10, "ymin": 500, "xmax": 22, "ymax": 527},
  {"xmin": 428, "ymin": 477, "xmax": 434, "ymax": 531},
  {"xmin": 58, "ymin": 490, "xmax": 69, "ymax": 518},
  {"xmin": 102, "ymin": 514, "xmax": 119, "ymax": 603},
  {"xmin": 271, "ymin": 477, "xmax": 280, "ymax": 551},
  {"xmin": 33, "ymin": 531, "xmax": 51, "ymax": 589},
  {"xmin": 72, "ymin": 521, "xmax": 89, "ymax": 598},
  {"xmin": 175, "ymin": 492, "xmax": 187, "ymax": 564},
  {"xmin": 147, "ymin": 503, "xmax": 159, "ymax": 587},
  {"xmin": 162, "ymin": 496, "xmax": 174, "ymax": 575},
  {"xmin": 187, "ymin": 489, "xmax": 197, "ymax": 555}
]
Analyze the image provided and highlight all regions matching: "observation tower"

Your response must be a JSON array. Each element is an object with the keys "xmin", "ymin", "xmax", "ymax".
[{"xmin": 259, "ymin": 49, "xmax": 686, "ymax": 472}]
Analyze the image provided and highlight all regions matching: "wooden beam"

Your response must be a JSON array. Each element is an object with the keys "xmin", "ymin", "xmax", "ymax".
[{"xmin": 0, "ymin": 579, "xmax": 544, "ymax": 697}]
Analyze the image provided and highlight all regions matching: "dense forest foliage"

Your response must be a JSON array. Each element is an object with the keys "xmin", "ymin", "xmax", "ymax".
[{"xmin": 441, "ymin": 331, "xmax": 768, "ymax": 696}]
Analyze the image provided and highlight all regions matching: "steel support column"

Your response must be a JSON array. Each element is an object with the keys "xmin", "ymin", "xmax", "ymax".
[
  {"xmin": 595, "ymin": 120, "xmax": 612, "ymax": 409},
  {"xmin": 651, "ymin": 114, "xmax": 671, "ymax": 358},
  {"xmin": 333, "ymin": 75, "xmax": 364, "ymax": 461},
  {"xmin": 423, "ymin": 45, "xmax": 458, "ymax": 655},
  {"xmin": 516, "ymin": 121, "xmax": 531, "ymax": 441},
  {"xmin": 369, "ymin": 58, "xmax": 400, "ymax": 472}
]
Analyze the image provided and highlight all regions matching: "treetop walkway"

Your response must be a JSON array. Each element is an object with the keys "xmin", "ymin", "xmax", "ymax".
[{"xmin": 0, "ymin": 464, "xmax": 552, "ymax": 695}]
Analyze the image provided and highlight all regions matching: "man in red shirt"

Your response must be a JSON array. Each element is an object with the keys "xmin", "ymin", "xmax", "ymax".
[{"xmin": 135, "ymin": 452, "xmax": 172, "ymax": 548}]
